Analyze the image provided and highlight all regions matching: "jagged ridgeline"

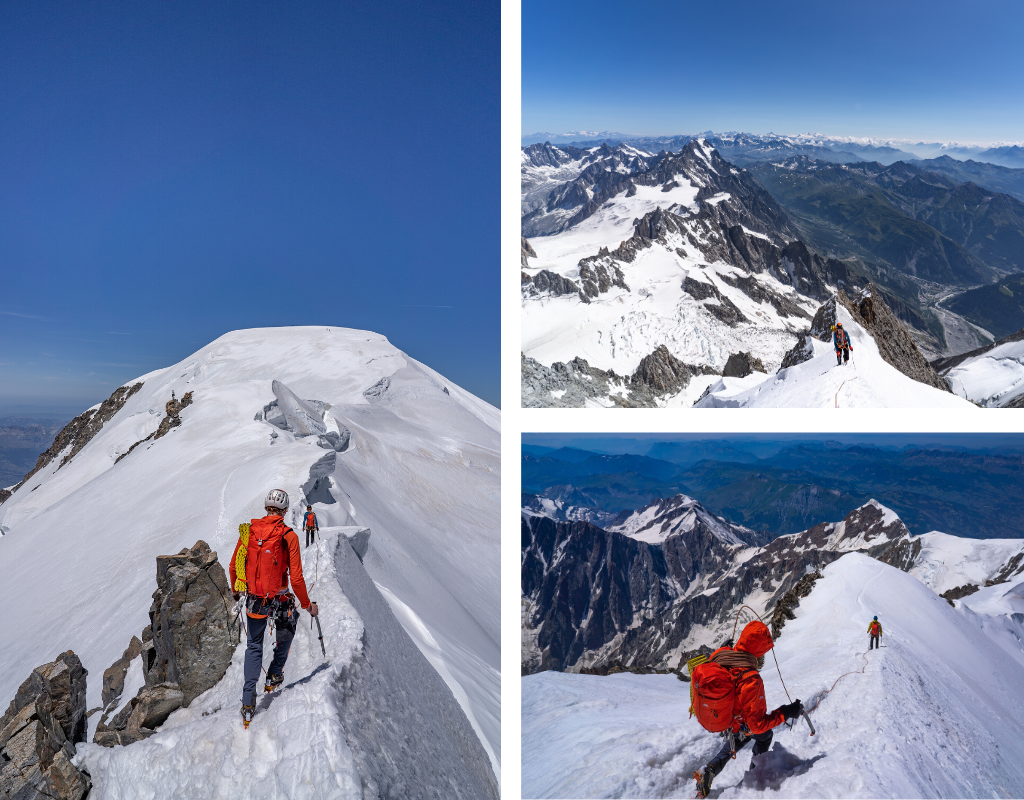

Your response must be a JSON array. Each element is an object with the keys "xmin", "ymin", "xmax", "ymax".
[
  {"xmin": 521, "ymin": 498, "xmax": 1024, "ymax": 676},
  {"xmin": 520, "ymin": 137, "xmax": 1024, "ymax": 407}
]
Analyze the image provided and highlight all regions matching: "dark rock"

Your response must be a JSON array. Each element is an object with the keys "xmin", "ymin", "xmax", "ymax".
[
  {"xmin": 102, "ymin": 636, "xmax": 143, "ymax": 709},
  {"xmin": 769, "ymin": 570, "xmax": 823, "ymax": 639},
  {"xmin": 145, "ymin": 540, "xmax": 238, "ymax": 705},
  {"xmin": 722, "ymin": 352, "xmax": 766, "ymax": 378},
  {"xmin": 1, "ymin": 383, "xmax": 143, "ymax": 505},
  {"xmin": 817, "ymin": 287, "xmax": 950, "ymax": 391},
  {"xmin": 153, "ymin": 391, "xmax": 194, "ymax": 440},
  {"xmin": 126, "ymin": 684, "xmax": 184, "ymax": 730},
  {"xmin": 0, "ymin": 653, "xmax": 91, "ymax": 799},
  {"xmin": 779, "ymin": 332, "xmax": 815, "ymax": 370},
  {"xmin": 529, "ymin": 269, "xmax": 579, "ymax": 297},
  {"xmin": 941, "ymin": 584, "xmax": 980, "ymax": 601},
  {"xmin": 521, "ymin": 236, "xmax": 537, "ymax": 268}
]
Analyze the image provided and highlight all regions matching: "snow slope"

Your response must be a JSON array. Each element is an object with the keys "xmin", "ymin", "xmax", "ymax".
[
  {"xmin": 907, "ymin": 531, "xmax": 1024, "ymax": 595},
  {"xmin": 695, "ymin": 306, "xmax": 975, "ymax": 408},
  {"xmin": 0, "ymin": 327, "xmax": 499, "ymax": 777},
  {"xmin": 944, "ymin": 339, "xmax": 1024, "ymax": 407},
  {"xmin": 522, "ymin": 553, "xmax": 1024, "ymax": 798}
]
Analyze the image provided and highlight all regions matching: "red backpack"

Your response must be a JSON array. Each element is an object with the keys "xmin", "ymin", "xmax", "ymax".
[
  {"xmin": 246, "ymin": 517, "xmax": 290, "ymax": 599},
  {"xmin": 690, "ymin": 660, "xmax": 743, "ymax": 732},
  {"xmin": 869, "ymin": 621, "xmax": 880, "ymax": 635}
]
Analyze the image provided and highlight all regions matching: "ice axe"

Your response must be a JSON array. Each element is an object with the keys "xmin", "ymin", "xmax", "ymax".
[
  {"xmin": 801, "ymin": 706, "xmax": 816, "ymax": 736},
  {"xmin": 310, "ymin": 600, "xmax": 326, "ymax": 656}
]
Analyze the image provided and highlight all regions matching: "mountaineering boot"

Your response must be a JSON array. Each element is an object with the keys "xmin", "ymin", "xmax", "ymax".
[
  {"xmin": 694, "ymin": 764, "xmax": 716, "ymax": 798},
  {"xmin": 264, "ymin": 672, "xmax": 284, "ymax": 693},
  {"xmin": 241, "ymin": 704, "xmax": 255, "ymax": 729}
]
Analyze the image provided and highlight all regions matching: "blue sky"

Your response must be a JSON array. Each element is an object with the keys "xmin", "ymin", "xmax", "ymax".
[
  {"xmin": 523, "ymin": 0, "xmax": 1024, "ymax": 143},
  {"xmin": 1, "ymin": 0, "xmax": 498, "ymax": 414}
]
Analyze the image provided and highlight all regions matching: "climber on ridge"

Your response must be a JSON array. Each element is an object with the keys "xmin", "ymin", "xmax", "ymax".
[
  {"xmin": 693, "ymin": 621, "xmax": 804, "ymax": 798},
  {"xmin": 230, "ymin": 488, "xmax": 318, "ymax": 728},
  {"xmin": 868, "ymin": 616, "xmax": 883, "ymax": 650},
  {"xmin": 303, "ymin": 503, "xmax": 319, "ymax": 548},
  {"xmin": 832, "ymin": 322, "xmax": 852, "ymax": 367}
]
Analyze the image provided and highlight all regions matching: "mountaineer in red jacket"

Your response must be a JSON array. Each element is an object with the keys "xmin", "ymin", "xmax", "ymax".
[
  {"xmin": 697, "ymin": 621, "xmax": 803, "ymax": 797},
  {"xmin": 229, "ymin": 488, "xmax": 319, "ymax": 727}
]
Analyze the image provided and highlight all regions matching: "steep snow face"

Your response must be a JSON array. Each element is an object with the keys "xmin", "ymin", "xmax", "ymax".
[
  {"xmin": 944, "ymin": 339, "xmax": 1024, "ymax": 407},
  {"xmin": 696, "ymin": 306, "xmax": 976, "ymax": 408},
  {"xmin": 522, "ymin": 553, "xmax": 1024, "ymax": 798},
  {"xmin": 0, "ymin": 326, "xmax": 500, "ymax": 772}
]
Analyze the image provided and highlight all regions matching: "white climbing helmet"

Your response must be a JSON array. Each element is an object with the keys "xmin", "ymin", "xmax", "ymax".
[{"xmin": 265, "ymin": 488, "xmax": 289, "ymax": 511}]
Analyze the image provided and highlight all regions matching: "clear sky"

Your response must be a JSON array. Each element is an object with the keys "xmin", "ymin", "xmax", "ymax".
[
  {"xmin": 1, "ymin": 0, "xmax": 498, "ymax": 414},
  {"xmin": 522, "ymin": 0, "xmax": 1024, "ymax": 144}
]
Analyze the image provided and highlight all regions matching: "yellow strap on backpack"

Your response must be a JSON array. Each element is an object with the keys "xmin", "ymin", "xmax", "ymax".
[
  {"xmin": 233, "ymin": 523, "xmax": 250, "ymax": 592},
  {"xmin": 686, "ymin": 653, "xmax": 709, "ymax": 716}
]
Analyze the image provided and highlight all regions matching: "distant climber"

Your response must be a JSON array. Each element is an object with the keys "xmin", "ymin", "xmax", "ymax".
[
  {"xmin": 868, "ymin": 616, "xmax": 882, "ymax": 650},
  {"xmin": 692, "ymin": 621, "xmax": 804, "ymax": 798},
  {"xmin": 230, "ymin": 488, "xmax": 319, "ymax": 728},
  {"xmin": 303, "ymin": 503, "xmax": 319, "ymax": 548},
  {"xmin": 832, "ymin": 322, "xmax": 852, "ymax": 366}
]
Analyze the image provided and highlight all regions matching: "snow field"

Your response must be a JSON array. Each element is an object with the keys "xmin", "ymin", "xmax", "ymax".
[
  {"xmin": 945, "ymin": 340, "xmax": 1024, "ymax": 407},
  {"xmin": 75, "ymin": 531, "xmax": 364, "ymax": 799},
  {"xmin": 522, "ymin": 553, "xmax": 1024, "ymax": 798},
  {"xmin": 696, "ymin": 306, "xmax": 976, "ymax": 408},
  {"xmin": 523, "ymin": 237, "xmax": 810, "ymax": 381}
]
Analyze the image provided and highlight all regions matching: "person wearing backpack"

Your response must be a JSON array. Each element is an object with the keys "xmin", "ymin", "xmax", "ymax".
[
  {"xmin": 229, "ymin": 488, "xmax": 319, "ymax": 728},
  {"xmin": 693, "ymin": 621, "xmax": 804, "ymax": 798},
  {"xmin": 302, "ymin": 504, "xmax": 319, "ymax": 548},
  {"xmin": 868, "ymin": 616, "xmax": 882, "ymax": 650},
  {"xmin": 832, "ymin": 322, "xmax": 852, "ymax": 366}
]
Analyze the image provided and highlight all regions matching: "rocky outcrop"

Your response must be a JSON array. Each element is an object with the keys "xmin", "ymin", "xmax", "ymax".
[
  {"xmin": 779, "ymin": 333, "xmax": 815, "ymax": 370},
  {"xmin": 522, "ymin": 350, "xmax": 719, "ymax": 408},
  {"xmin": 521, "ymin": 236, "xmax": 537, "ymax": 267},
  {"xmin": 631, "ymin": 346, "xmax": 705, "ymax": 397},
  {"xmin": 101, "ymin": 636, "xmax": 143, "ymax": 709},
  {"xmin": 769, "ymin": 570, "xmax": 823, "ymax": 639},
  {"xmin": 844, "ymin": 287, "xmax": 949, "ymax": 390},
  {"xmin": 522, "ymin": 269, "xmax": 579, "ymax": 297},
  {"xmin": 576, "ymin": 255, "xmax": 629, "ymax": 301},
  {"xmin": 144, "ymin": 540, "xmax": 237, "ymax": 704},
  {"xmin": 722, "ymin": 352, "xmax": 766, "ymax": 378},
  {"xmin": 0, "ymin": 651, "xmax": 91, "ymax": 800},
  {"xmin": 153, "ymin": 391, "xmax": 194, "ymax": 440},
  {"xmin": 95, "ymin": 541, "xmax": 238, "ymax": 747},
  {"xmin": 1, "ymin": 383, "xmax": 144, "ymax": 504}
]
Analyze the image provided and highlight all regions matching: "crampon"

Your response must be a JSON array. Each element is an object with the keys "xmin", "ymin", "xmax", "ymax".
[{"xmin": 241, "ymin": 704, "xmax": 255, "ymax": 729}]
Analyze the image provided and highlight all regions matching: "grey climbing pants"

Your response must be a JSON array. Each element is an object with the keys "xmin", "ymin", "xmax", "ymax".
[
  {"xmin": 242, "ymin": 606, "xmax": 299, "ymax": 705},
  {"xmin": 708, "ymin": 729, "xmax": 773, "ymax": 775}
]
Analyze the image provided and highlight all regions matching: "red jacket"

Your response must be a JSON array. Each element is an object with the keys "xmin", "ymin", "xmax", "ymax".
[
  {"xmin": 711, "ymin": 621, "xmax": 787, "ymax": 735},
  {"xmin": 229, "ymin": 515, "xmax": 311, "ymax": 610}
]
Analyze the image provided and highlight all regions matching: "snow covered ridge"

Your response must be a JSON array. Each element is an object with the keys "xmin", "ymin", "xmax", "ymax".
[
  {"xmin": 522, "ymin": 553, "xmax": 1024, "ymax": 799},
  {"xmin": 521, "ymin": 497, "xmax": 1024, "ymax": 676},
  {"xmin": 0, "ymin": 326, "xmax": 500, "ymax": 784},
  {"xmin": 694, "ymin": 288, "xmax": 974, "ymax": 408}
]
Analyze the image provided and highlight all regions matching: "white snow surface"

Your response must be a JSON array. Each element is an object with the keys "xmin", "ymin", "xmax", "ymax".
[
  {"xmin": 907, "ymin": 531, "xmax": 1024, "ymax": 595},
  {"xmin": 944, "ymin": 339, "xmax": 1024, "ymax": 407},
  {"xmin": 75, "ymin": 531, "xmax": 364, "ymax": 798},
  {"xmin": 696, "ymin": 306, "xmax": 976, "ymax": 408},
  {"xmin": 522, "ymin": 553, "xmax": 1024, "ymax": 798},
  {"xmin": 0, "ymin": 327, "xmax": 500, "ymax": 777}
]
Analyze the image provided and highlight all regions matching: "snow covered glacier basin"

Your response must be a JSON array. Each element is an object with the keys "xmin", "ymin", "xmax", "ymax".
[
  {"xmin": 0, "ymin": 326, "xmax": 500, "ymax": 781},
  {"xmin": 522, "ymin": 553, "xmax": 1024, "ymax": 799}
]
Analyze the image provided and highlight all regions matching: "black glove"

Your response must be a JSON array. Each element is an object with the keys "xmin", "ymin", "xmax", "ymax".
[
  {"xmin": 233, "ymin": 592, "xmax": 241, "ymax": 602},
  {"xmin": 779, "ymin": 699, "xmax": 803, "ymax": 721}
]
